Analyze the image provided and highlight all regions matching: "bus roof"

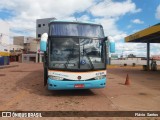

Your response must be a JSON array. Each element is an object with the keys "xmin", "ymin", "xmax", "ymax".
[{"xmin": 49, "ymin": 20, "xmax": 101, "ymax": 26}]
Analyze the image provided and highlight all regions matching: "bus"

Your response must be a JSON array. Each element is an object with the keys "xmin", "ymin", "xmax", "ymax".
[{"xmin": 40, "ymin": 20, "xmax": 112, "ymax": 90}]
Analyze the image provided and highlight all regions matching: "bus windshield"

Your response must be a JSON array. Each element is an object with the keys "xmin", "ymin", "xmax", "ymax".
[
  {"xmin": 50, "ymin": 23, "xmax": 104, "ymax": 38},
  {"xmin": 49, "ymin": 38, "xmax": 106, "ymax": 71}
]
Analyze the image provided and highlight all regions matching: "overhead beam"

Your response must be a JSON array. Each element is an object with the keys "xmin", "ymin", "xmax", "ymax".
[{"xmin": 125, "ymin": 23, "xmax": 160, "ymax": 42}]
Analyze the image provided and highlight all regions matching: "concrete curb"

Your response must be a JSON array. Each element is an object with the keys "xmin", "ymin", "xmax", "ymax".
[{"xmin": 0, "ymin": 65, "xmax": 19, "ymax": 69}]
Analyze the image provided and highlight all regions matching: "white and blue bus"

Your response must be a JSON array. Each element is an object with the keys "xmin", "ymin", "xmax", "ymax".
[{"xmin": 40, "ymin": 20, "xmax": 113, "ymax": 90}]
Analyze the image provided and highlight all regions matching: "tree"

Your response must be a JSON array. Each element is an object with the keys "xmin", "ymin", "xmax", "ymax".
[{"xmin": 128, "ymin": 54, "xmax": 136, "ymax": 58}]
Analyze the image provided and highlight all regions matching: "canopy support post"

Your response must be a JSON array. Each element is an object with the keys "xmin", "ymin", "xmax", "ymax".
[{"xmin": 147, "ymin": 42, "xmax": 150, "ymax": 70}]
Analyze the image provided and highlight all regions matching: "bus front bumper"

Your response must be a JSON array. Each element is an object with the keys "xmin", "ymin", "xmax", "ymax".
[{"xmin": 47, "ymin": 78, "xmax": 106, "ymax": 90}]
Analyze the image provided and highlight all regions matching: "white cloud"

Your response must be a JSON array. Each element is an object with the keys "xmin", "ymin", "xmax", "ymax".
[
  {"xmin": 89, "ymin": 0, "xmax": 141, "ymax": 41},
  {"xmin": 108, "ymin": 34, "xmax": 127, "ymax": 42},
  {"xmin": 155, "ymin": 4, "xmax": 160, "ymax": 19},
  {"xmin": 93, "ymin": 17, "xmax": 127, "ymax": 42},
  {"xmin": 0, "ymin": 0, "xmax": 141, "ymax": 44},
  {"xmin": 89, "ymin": 0, "xmax": 141, "ymax": 18},
  {"xmin": 132, "ymin": 19, "xmax": 144, "ymax": 24},
  {"xmin": 116, "ymin": 43, "xmax": 147, "ymax": 57},
  {"xmin": 77, "ymin": 15, "xmax": 90, "ymax": 21},
  {"xmin": 94, "ymin": 18, "xmax": 121, "ymax": 36},
  {"xmin": 115, "ymin": 42, "xmax": 160, "ymax": 57},
  {"xmin": 0, "ymin": 0, "xmax": 94, "ymax": 19},
  {"xmin": 0, "ymin": 0, "xmax": 95, "ymax": 37}
]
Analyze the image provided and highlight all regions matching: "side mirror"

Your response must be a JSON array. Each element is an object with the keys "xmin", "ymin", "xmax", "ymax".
[
  {"xmin": 110, "ymin": 41, "xmax": 115, "ymax": 53},
  {"xmin": 40, "ymin": 33, "xmax": 48, "ymax": 52}
]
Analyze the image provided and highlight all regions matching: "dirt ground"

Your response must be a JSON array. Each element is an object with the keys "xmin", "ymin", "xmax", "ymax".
[{"xmin": 0, "ymin": 63, "xmax": 160, "ymax": 119}]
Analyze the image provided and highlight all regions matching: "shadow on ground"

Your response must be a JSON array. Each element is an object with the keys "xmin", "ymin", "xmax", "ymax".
[{"xmin": 16, "ymin": 70, "xmax": 96, "ymax": 96}]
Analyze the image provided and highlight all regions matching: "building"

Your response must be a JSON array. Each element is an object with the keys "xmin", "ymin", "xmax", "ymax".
[
  {"xmin": 13, "ymin": 36, "xmax": 35, "ymax": 52},
  {"xmin": 12, "ymin": 36, "xmax": 42, "ymax": 63},
  {"xmin": 9, "ymin": 44, "xmax": 24, "ymax": 62},
  {"xmin": 36, "ymin": 17, "xmax": 56, "ymax": 39},
  {"xmin": 152, "ymin": 55, "xmax": 160, "ymax": 60},
  {"xmin": 22, "ymin": 39, "xmax": 42, "ymax": 63},
  {"xmin": 13, "ymin": 36, "xmax": 25, "ymax": 46},
  {"xmin": 0, "ymin": 20, "xmax": 10, "ymax": 66},
  {"xmin": 36, "ymin": 18, "xmax": 56, "ymax": 63},
  {"xmin": 111, "ymin": 54, "xmax": 118, "ymax": 60}
]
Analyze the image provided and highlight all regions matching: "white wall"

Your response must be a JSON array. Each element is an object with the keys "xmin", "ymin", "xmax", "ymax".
[
  {"xmin": 0, "ymin": 20, "xmax": 9, "ymax": 52},
  {"xmin": 36, "ymin": 18, "xmax": 55, "ymax": 39},
  {"xmin": 24, "ymin": 37, "xmax": 35, "ymax": 43},
  {"xmin": 111, "ymin": 60, "xmax": 160, "ymax": 65},
  {"xmin": 29, "ymin": 40, "xmax": 39, "ymax": 52},
  {"xmin": 22, "ymin": 54, "xmax": 36, "ymax": 62},
  {"xmin": 9, "ymin": 44, "xmax": 24, "ymax": 51}
]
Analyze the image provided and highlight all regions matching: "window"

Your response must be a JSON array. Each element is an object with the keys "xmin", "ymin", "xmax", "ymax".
[
  {"xmin": 50, "ymin": 23, "xmax": 104, "ymax": 38},
  {"xmin": 38, "ymin": 34, "xmax": 41, "ymax": 38},
  {"xmin": 38, "ymin": 24, "xmax": 41, "ymax": 27},
  {"xmin": 49, "ymin": 38, "xmax": 106, "ymax": 70},
  {"xmin": 43, "ymin": 24, "xmax": 45, "ymax": 26}
]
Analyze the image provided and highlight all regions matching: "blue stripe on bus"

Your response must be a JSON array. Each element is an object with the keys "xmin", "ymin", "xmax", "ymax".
[{"xmin": 47, "ymin": 78, "xmax": 106, "ymax": 90}]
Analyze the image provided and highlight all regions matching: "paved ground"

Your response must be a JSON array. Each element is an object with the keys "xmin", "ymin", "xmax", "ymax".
[
  {"xmin": 0, "ymin": 63, "xmax": 160, "ymax": 120},
  {"xmin": 108, "ymin": 65, "xmax": 160, "ymax": 111}
]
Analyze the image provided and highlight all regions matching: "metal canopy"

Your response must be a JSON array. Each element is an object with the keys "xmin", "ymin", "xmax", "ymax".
[
  {"xmin": 125, "ymin": 23, "xmax": 160, "ymax": 43},
  {"xmin": 125, "ymin": 23, "xmax": 160, "ymax": 70}
]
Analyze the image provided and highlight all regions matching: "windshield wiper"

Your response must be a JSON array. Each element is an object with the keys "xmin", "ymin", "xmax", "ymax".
[
  {"xmin": 83, "ymin": 50, "xmax": 94, "ymax": 70},
  {"xmin": 65, "ymin": 44, "xmax": 75, "ymax": 68}
]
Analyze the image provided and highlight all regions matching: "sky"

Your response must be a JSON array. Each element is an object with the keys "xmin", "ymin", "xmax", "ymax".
[{"xmin": 0, "ymin": 0, "xmax": 160, "ymax": 57}]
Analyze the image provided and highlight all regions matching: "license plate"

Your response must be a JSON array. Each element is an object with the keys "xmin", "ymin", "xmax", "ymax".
[{"xmin": 74, "ymin": 84, "xmax": 84, "ymax": 88}]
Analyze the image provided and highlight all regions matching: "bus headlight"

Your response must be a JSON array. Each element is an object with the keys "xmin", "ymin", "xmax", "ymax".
[
  {"xmin": 49, "ymin": 75, "xmax": 64, "ymax": 80},
  {"xmin": 95, "ymin": 75, "xmax": 106, "ymax": 80}
]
